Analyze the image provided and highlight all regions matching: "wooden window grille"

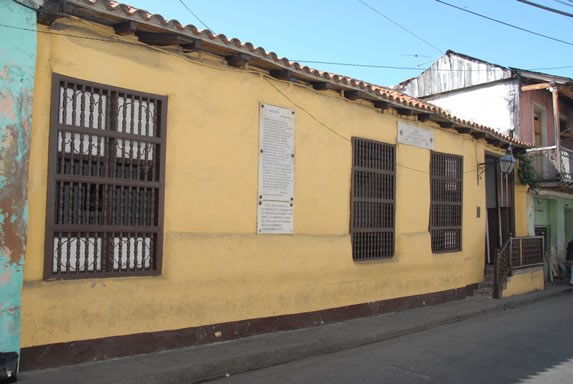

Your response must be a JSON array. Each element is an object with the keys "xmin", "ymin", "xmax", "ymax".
[
  {"xmin": 351, "ymin": 137, "xmax": 395, "ymax": 261},
  {"xmin": 430, "ymin": 152, "xmax": 463, "ymax": 253},
  {"xmin": 44, "ymin": 74, "xmax": 167, "ymax": 279}
]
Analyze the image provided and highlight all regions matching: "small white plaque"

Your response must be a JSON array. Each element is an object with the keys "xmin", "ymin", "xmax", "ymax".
[
  {"xmin": 257, "ymin": 201, "xmax": 293, "ymax": 234},
  {"xmin": 397, "ymin": 122, "xmax": 434, "ymax": 150},
  {"xmin": 258, "ymin": 103, "xmax": 295, "ymax": 200},
  {"xmin": 257, "ymin": 103, "xmax": 295, "ymax": 234}
]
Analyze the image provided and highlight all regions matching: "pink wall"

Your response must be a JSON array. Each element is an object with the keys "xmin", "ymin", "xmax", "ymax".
[{"xmin": 519, "ymin": 89, "xmax": 555, "ymax": 146}]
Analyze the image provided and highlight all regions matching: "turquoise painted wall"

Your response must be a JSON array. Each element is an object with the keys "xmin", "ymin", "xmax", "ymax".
[
  {"xmin": 0, "ymin": 0, "xmax": 37, "ymax": 357},
  {"xmin": 534, "ymin": 196, "xmax": 573, "ymax": 262},
  {"xmin": 534, "ymin": 198, "xmax": 549, "ymax": 225}
]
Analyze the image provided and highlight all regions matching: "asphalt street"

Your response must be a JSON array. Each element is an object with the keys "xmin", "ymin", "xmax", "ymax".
[{"xmin": 208, "ymin": 294, "xmax": 573, "ymax": 384}]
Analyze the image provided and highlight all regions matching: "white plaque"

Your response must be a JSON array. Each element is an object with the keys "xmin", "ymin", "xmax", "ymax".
[
  {"xmin": 257, "ymin": 103, "xmax": 295, "ymax": 234},
  {"xmin": 257, "ymin": 201, "xmax": 293, "ymax": 234},
  {"xmin": 397, "ymin": 122, "xmax": 434, "ymax": 150}
]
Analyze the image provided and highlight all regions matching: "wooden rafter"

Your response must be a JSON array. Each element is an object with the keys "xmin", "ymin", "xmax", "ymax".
[
  {"xmin": 137, "ymin": 32, "xmax": 198, "ymax": 46},
  {"xmin": 225, "ymin": 54, "xmax": 252, "ymax": 68},
  {"xmin": 521, "ymin": 82, "xmax": 551, "ymax": 92},
  {"xmin": 113, "ymin": 21, "xmax": 138, "ymax": 36}
]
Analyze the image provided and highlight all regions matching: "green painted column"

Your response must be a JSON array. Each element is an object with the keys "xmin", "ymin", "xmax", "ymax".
[{"xmin": 0, "ymin": 0, "xmax": 38, "ymax": 363}]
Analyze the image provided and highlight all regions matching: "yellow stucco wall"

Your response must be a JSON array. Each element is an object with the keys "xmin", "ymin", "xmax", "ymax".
[
  {"xmin": 503, "ymin": 267, "xmax": 544, "ymax": 297},
  {"xmin": 514, "ymin": 184, "xmax": 529, "ymax": 237},
  {"xmin": 22, "ymin": 19, "xmax": 493, "ymax": 347}
]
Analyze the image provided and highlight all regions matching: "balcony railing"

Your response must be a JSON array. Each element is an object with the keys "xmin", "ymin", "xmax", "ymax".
[{"xmin": 525, "ymin": 145, "xmax": 573, "ymax": 182}]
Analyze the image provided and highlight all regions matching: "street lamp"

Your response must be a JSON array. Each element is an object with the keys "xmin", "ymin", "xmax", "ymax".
[
  {"xmin": 498, "ymin": 145, "xmax": 516, "ymax": 174},
  {"xmin": 477, "ymin": 145, "xmax": 516, "ymax": 184}
]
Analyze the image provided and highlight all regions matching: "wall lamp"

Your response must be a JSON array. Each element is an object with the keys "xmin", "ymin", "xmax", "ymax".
[{"xmin": 477, "ymin": 145, "xmax": 516, "ymax": 184}]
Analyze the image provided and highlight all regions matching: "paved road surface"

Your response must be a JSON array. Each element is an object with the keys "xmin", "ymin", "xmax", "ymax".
[{"xmin": 208, "ymin": 295, "xmax": 573, "ymax": 384}]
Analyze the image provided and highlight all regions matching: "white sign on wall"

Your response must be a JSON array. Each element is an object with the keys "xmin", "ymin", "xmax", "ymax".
[
  {"xmin": 397, "ymin": 122, "xmax": 434, "ymax": 150},
  {"xmin": 257, "ymin": 103, "xmax": 295, "ymax": 234}
]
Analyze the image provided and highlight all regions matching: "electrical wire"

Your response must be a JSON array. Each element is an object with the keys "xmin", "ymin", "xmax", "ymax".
[
  {"xmin": 436, "ymin": 0, "xmax": 573, "ymax": 46},
  {"xmin": 518, "ymin": 0, "xmax": 573, "ymax": 18},
  {"xmin": 0, "ymin": 22, "xmax": 144, "ymax": 46},
  {"xmin": 292, "ymin": 60, "xmax": 424, "ymax": 71},
  {"xmin": 552, "ymin": 0, "xmax": 573, "ymax": 9},
  {"xmin": 263, "ymin": 78, "xmax": 351, "ymax": 143},
  {"xmin": 357, "ymin": 0, "xmax": 443, "ymax": 54},
  {"xmin": 177, "ymin": 0, "xmax": 214, "ymax": 34},
  {"xmin": 2, "ymin": 23, "xmax": 573, "ymax": 74},
  {"xmin": 3, "ymin": 21, "xmax": 490, "ymax": 174},
  {"xmin": 11, "ymin": 0, "xmax": 37, "ymax": 11},
  {"xmin": 292, "ymin": 59, "xmax": 573, "ymax": 72}
]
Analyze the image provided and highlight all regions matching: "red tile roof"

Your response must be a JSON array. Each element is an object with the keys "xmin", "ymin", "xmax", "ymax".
[{"xmin": 56, "ymin": 0, "xmax": 530, "ymax": 148}]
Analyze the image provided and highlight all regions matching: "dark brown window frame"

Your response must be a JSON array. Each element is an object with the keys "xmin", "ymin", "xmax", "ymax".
[
  {"xmin": 430, "ymin": 151, "xmax": 463, "ymax": 253},
  {"xmin": 44, "ymin": 73, "xmax": 168, "ymax": 280},
  {"xmin": 350, "ymin": 137, "xmax": 396, "ymax": 261}
]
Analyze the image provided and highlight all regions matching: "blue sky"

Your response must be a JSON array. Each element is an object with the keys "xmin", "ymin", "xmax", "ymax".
[{"xmin": 122, "ymin": 0, "xmax": 573, "ymax": 86}]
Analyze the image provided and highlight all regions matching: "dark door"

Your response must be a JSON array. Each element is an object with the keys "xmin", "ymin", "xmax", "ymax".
[{"xmin": 485, "ymin": 154, "xmax": 514, "ymax": 264}]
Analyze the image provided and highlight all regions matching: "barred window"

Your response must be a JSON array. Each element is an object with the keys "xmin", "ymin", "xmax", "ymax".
[
  {"xmin": 430, "ymin": 152, "xmax": 463, "ymax": 253},
  {"xmin": 534, "ymin": 225, "xmax": 550, "ymax": 251},
  {"xmin": 351, "ymin": 138, "xmax": 395, "ymax": 261},
  {"xmin": 44, "ymin": 74, "xmax": 167, "ymax": 279}
]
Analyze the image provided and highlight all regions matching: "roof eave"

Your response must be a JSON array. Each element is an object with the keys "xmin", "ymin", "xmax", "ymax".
[{"xmin": 37, "ymin": 0, "xmax": 530, "ymax": 149}]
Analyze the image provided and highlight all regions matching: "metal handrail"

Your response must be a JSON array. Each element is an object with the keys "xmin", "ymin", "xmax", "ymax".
[{"xmin": 494, "ymin": 237, "xmax": 512, "ymax": 299}]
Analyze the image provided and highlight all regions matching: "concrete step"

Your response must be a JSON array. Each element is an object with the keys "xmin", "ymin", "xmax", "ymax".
[
  {"xmin": 474, "ymin": 288, "xmax": 494, "ymax": 298},
  {"xmin": 484, "ymin": 265, "xmax": 495, "ymax": 276},
  {"xmin": 478, "ymin": 281, "xmax": 494, "ymax": 289},
  {"xmin": 482, "ymin": 275, "xmax": 494, "ymax": 283}
]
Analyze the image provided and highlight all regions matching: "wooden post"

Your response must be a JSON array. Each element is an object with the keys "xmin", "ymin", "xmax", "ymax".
[{"xmin": 552, "ymin": 85, "xmax": 561, "ymax": 174}]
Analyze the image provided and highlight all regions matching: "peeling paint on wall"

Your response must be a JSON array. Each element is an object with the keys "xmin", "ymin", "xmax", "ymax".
[{"xmin": 0, "ymin": 0, "xmax": 37, "ymax": 358}]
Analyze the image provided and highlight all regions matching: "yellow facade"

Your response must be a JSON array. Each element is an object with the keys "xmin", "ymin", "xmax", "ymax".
[
  {"xmin": 503, "ymin": 267, "xmax": 545, "ymax": 297},
  {"xmin": 23, "ymin": 18, "xmax": 499, "ymax": 348},
  {"xmin": 514, "ymin": 184, "xmax": 530, "ymax": 237}
]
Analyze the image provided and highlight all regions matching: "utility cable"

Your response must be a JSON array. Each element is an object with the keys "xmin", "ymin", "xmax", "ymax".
[
  {"xmin": 3, "ymin": 23, "xmax": 573, "ymax": 73},
  {"xmin": 177, "ymin": 0, "xmax": 215, "ymax": 34},
  {"xmin": 552, "ymin": 0, "xmax": 573, "ymax": 8},
  {"xmin": 518, "ymin": 0, "xmax": 573, "ymax": 18},
  {"xmin": 263, "ymin": 78, "xmax": 351, "ymax": 143},
  {"xmin": 1, "ymin": 22, "xmax": 497, "ymax": 173},
  {"xmin": 436, "ymin": 0, "xmax": 573, "ymax": 46},
  {"xmin": 358, "ymin": 0, "xmax": 443, "ymax": 54},
  {"xmin": 292, "ymin": 59, "xmax": 573, "ymax": 72}
]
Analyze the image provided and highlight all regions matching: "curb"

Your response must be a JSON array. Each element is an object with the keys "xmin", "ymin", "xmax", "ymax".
[
  {"xmin": 113, "ymin": 287, "xmax": 573, "ymax": 384},
  {"xmin": 19, "ymin": 287, "xmax": 572, "ymax": 384}
]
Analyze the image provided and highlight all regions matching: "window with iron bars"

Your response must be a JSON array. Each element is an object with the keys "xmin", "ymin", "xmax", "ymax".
[
  {"xmin": 430, "ymin": 152, "xmax": 463, "ymax": 253},
  {"xmin": 44, "ymin": 74, "xmax": 167, "ymax": 279},
  {"xmin": 350, "ymin": 138, "xmax": 395, "ymax": 261}
]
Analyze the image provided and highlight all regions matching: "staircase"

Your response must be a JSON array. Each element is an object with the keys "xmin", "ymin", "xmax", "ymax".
[{"xmin": 474, "ymin": 265, "xmax": 495, "ymax": 298}]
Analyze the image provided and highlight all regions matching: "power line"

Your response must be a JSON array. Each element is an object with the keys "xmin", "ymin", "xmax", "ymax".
[
  {"xmin": 2, "ymin": 23, "xmax": 573, "ymax": 75},
  {"xmin": 357, "ymin": 0, "xmax": 443, "ymax": 54},
  {"xmin": 292, "ymin": 59, "xmax": 573, "ymax": 72},
  {"xmin": 292, "ymin": 60, "xmax": 424, "ymax": 70},
  {"xmin": 436, "ymin": 0, "xmax": 573, "ymax": 46},
  {"xmin": 177, "ymin": 0, "xmax": 214, "ymax": 34},
  {"xmin": 518, "ymin": 0, "xmax": 573, "ymax": 17},
  {"xmin": 0, "ymin": 22, "xmax": 143, "ymax": 45},
  {"xmin": 553, "ymin": 0, "xmax": 573, "ymax": 7}
]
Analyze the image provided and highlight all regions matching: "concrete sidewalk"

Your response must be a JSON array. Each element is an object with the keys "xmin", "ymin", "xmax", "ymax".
[{"xmin": 18, "ymin": 285, "xmax": 573, "ymax": 384}]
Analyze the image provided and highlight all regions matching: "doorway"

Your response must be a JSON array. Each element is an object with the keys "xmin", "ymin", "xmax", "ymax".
[{"xmin": 485, "ymin": 154, "xmax": 515, "ymax": 264}]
